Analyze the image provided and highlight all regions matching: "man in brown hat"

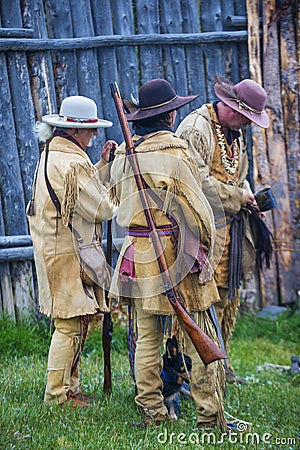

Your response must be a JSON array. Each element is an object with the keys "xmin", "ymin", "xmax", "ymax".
[
  {"xmin": 109, "ymin": 78, "xmax": 228, "ymax": 430},
  {"xmin": 27, "ymin": 95, "xmax": 116, "ymax": 408},
  {"xmin": 176, "ymin": 76, "xmax": 270, "ymax": 384}
]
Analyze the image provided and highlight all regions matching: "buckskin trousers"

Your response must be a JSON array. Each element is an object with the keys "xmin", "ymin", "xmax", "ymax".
[
  {"xmin": 214, "ymin": 287, "xmax": 239, "ymax": 358},
  {"xmin": 133, "ymin": 299, "xmax": 168, "ymax": 417},
  {"xmin": 44, "ymin": 317, "xmax": 81, "ymax": 404},
  {"xmin": 178, "ymin": 311, "xmax": 226, "ymax": 429}
]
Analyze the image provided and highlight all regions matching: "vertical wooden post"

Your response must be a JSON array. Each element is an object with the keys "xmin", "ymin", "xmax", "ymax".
[
  {"xmin": 200, "ymin": 1, "xmax": 224, "ymax": 100},
  {"xmin": 135, "ymin": 0, "xmax": 164, "ymax": 82},
  {"xmin": 262, "ymin": 0, "xmax": 297, "ymax": 304},
  {"xmin": 246, "ymin": 0, "xmax": 278, "ymax": 306},
  {"xmin": 0, "ymin": 200, "xmax": 15, "ymax": 319},
  {"xmin": 0, "ymin": 0, "xmax": 35, "ymax": 316},
  {"xmin": 160, "ymin": 0, "xmax": 189, "ymax": 124},
  {"xmin": 23, "ymin": 0, "xmax": 57, "ymax": 119},
  {"xmin": 279, "ymin": 0, "xmax": 300, "ymax": 286},
  {"xmin": 180, "ymin": 0, "xmax": 206, "ymax": 106}
]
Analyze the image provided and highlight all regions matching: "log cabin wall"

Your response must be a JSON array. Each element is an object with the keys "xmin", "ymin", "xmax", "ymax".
[{"xmin": 0, "ymin": 0, "xmax": 299, "ymax": 319}]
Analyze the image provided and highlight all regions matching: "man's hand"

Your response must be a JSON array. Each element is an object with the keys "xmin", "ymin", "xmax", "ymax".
[{"xmin": 101, "ymin": 140, "xmax": 117, "ymax": 162}]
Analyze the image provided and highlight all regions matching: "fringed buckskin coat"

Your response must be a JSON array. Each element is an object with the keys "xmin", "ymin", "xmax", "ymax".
[
  {"xmin": 109, "ymin": 131, "xmax": 220, "ymax": 315},
  {"xmin": 27, "ymin": 136, "xmax": 115, "ymax": 318},
  {"xmin": 176, "ymin": 104, "xmax": 257, "ymax": 283}
]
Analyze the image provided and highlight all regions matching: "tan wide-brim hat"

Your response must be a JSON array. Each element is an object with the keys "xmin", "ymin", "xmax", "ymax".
[
  {"xmin": 214, "ymin": 79, "xmax": 269, "ymax": 128},
  {"xmin": 42, "ymin": 95, "xmax": 113, "ymax": 128}
]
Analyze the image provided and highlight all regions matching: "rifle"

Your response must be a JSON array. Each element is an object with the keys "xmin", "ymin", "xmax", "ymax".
[
  {"xmin": 102, "ymin": 145, "xmax": 115, "ymax": 393},
  {"xmin": 110, "ymin": 81, "xmax": 227, "ymax": 366}
]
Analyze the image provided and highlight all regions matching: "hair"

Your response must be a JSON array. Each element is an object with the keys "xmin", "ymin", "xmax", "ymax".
[
  {"xmin": 33, "ymin": 121, "xmax": 54, "ymax": 142},
  {"xmin": 133, "ymin": 110, "xmax": 174, "ymax": 129}
]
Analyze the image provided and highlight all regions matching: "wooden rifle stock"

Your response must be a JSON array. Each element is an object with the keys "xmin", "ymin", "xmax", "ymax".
[
  {"xmin": 102, "ymin": 145, "xmax": 115, "ymax": 393},
  {"xmin": 110, "ymin": 82, "xmax": 226, "ymax": 365}
]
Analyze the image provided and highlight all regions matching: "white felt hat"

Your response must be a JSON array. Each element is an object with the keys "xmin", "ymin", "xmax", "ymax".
[{"xmin": 42, "ymin": 95, "xmax": 112, "ymax": 128}]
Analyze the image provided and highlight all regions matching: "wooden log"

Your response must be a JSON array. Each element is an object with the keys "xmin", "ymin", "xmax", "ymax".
[
  {"xmin": 234, "ymin": 1, "xmax": 251, "ymax": 80},
  {"xmin": 160, "ymin": 0, "xmax": 188, "ymax": 124},
  {"xmin": 262, "ymin": 0, "xmax": 296, "ymax": 304},
  {"xmin": 180, "ymin": 0, "xmax": 206, "ymax": 106},
  {"xmin": 0, "ymin": 236, "xmax": 32, "ymax": 247},
  {"xmin": 0, "ymin": 0, "xmax": 40, "ymax": 205},
  {"xmin": 0, "ymin": 0, "xmax": 36, "ymax": 315},
  {"xmin": 135, "ymin": 0, "xmax": 164, "ymax": 82},
  {"xmin": 200, "ymin": 1, "xmax": 225, "ymax": 101},
  {"xmin": 220, "ymin": 0, "xmax": 241, "ymax": 83},
  {"xmin": 0, "ymin": 247, "xmax": 34, "ymax": 262},
  {"xmin": 68, "ymin": 0, "xmax": 103, "ymax": 164},
  {"xmin": 0, "ymin": 31, "xmax": 249, "ymax": 51},
  {"xmin": 224, "ymin": 16, "xmax": 262, "ymax": 30},
  {"xmin": 0, "ymin": 200, "xmax": 14, "ymax": 319},
  {"xmin": 246, "ymin": 0, "xmax": 277, "ymax": 307},
  {"xmin": 0, "ymin": 28, "xmax": 34, "ymax": 38},
  {"xmin": 44, "ymin": 0, "xmax": 79, "ymax": 100},
  {"xmin": 23, "ymin": 0, "xmax": 57, "ymax": 119},
  {"xmin": 91, "ymin": 0, "xmax": 138, "ymax": 143},
  {"xmin": 109, "ymin": 0, "xmax": 138, "ymax": 91},
  {"xmin": 279, "ymin": 0, "xmax": 300, "ymax": 286},
  {"xmin": 225, "ymin": 16, "xmax": 247, "ymax": 29}
]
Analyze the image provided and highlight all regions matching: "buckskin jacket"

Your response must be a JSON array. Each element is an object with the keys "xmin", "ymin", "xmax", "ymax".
[
  {"xmin": 176, "ymin": 104, "xmax": 257, "ymax": 284},
  {"xmin": 27, "ymin": 136, "xmax": 115, "ymax": 318},
  {"xmin": 109, "ymin": 131, "xmax": 220, "ymax": 315}
]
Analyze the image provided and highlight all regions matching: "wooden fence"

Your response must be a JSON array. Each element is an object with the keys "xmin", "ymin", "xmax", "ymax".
[{"xmin": 0, "ymin": 0, "xmax": 299, "ymax": 320}]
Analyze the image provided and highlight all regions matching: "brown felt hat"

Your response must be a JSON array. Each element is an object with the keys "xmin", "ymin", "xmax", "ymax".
[
  {"xmin": 126, "ymin": 79, "xmax": 199, "ymax": 121},
  {"xmin": 214, "ymin": 79, "xmax": 269, "ymax": 128}
]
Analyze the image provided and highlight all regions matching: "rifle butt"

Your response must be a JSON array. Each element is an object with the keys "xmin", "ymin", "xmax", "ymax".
[{"xmin": 174, "ymin": 302, "xmax": 227, "ymax": 366}]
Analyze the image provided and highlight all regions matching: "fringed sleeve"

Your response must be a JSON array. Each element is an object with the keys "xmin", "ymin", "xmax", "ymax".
[{"xmin": 61, "ymin": 163, "xmax": 80, "ymax": 226}]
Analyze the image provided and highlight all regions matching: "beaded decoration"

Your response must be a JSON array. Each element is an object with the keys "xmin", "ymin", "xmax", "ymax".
[{"xmin": 215, "ymin": 124, "xmax": 239, "ymax": 175}]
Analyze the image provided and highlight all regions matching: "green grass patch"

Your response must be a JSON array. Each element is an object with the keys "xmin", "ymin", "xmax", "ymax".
[{"xmin": 0, "ymin": 311, "xmax": 299, "ymax": 449}]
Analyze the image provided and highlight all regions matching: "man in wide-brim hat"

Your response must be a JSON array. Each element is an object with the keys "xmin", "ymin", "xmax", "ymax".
[
  {"xmin": 176, "ymin": 76, "xmax": 270, "ymax": 389},
  {"xmin": 27, "ymin": 95, "xmax": 116, "ymax": 408},
  {"xmin": 109, "ymin": 78, "xmax": 228, "ymax": 430}
]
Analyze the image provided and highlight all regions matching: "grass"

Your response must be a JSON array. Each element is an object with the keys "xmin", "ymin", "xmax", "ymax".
[{"xmin": 0, "ymin": 310, "xmax": 299, "ymax": 449}]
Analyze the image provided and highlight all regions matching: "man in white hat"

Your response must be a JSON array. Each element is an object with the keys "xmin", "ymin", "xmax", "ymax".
[
  {"xmin": 27, "ymin": 95, "xmax": 116, "ymax": 408},
  {"xmin": 176, "ymin": 76, "xmax": 270, "ymax": 386}
]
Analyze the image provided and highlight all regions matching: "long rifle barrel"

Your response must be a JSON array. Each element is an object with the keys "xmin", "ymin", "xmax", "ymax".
[{"xmin": 110, "ymin": 81, "xmax": 226, "ymax": 366}]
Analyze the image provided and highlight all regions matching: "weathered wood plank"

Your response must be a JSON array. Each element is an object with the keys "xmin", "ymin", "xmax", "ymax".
[
  {"xmin": 221, "ymin": 0, "xmax": 240, "ymax": 82},
  {"xmin": 234, "ymin": 0, "xmax": 251, "ymax": 80},
  {"xmin": 108, "ymin": 0, "xmax": 138, "ymax": 139},
  {"xmin": 0, "ymin": 31, "xmax": 249, "ymax": 51},
  {"xmin": 0, "ymin": 247, "xmax": 34, "ymax": 262},
  {"xmin": 0, "ymin": 236, "xmax": 32, "ymax": 247},
  {"xmin": 200, "ymin": 1, "xmax": 225, "ymax": 101},
  {"xmin": 0, "ymin": 200, "xmax": 15, "ymax": 318},
  {"xmin": 279, "ymin": 1, "xmax": 300, "ymax": 285},
  {"xmin": 68, "ymin": 0, "xmax": 103, "ymax": 164},
  {"xmin": 0, "ymin": 28, "xmax": 34, "ymax": 37},
  {"xmin": 262, "ymin": 0, "xmax": 296, "ymax": 304},
  {"xmin": 44, "ymin": 0, "xmax": 78, "ymax": 100},
  {"xmin": 135, "ymin": 0, "xmax": 164, "ymax": 82},
  {"xmin": 90, "ymin": 0, "xmax": 123, "ymax": 144},
  {"xmin": 0, "ymin": 0, "xmax": 40, "ymax": 205},
  {"xmin": 160, "ymin": 0, "xmax": 188, "ymax": 125},
  {"xmin": 181, "ymin": 0, "xmax": 206, "ymax": 107},
  {"xmin": 0, "ymin": 0, "xmax": 36, "ymax": 315},
  {"xmin": 23, "ymin": 0, "xmax": 57, "ymax": 119},
  {"xmin": 246, "ymin": 0, "xmax": 277, "ymax": 306}
]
